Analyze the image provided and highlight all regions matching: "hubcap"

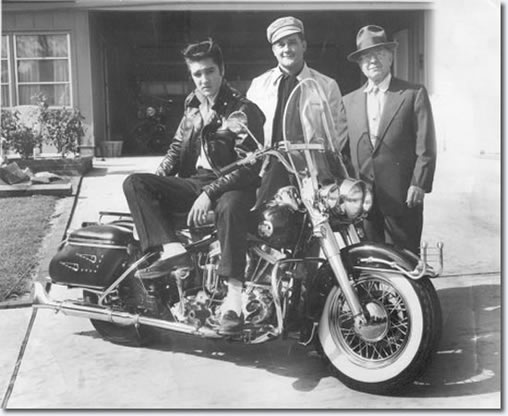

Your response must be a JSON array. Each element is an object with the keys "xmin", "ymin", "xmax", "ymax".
[{"xmin": 355, "ymin": 301, "xmax": 389, "ymax": 342}]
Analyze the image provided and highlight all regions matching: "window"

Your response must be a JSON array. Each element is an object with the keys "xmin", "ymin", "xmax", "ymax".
[
  {"xmin": 1, "ymin": 35, "xmax": 11, "ymax": 107},
  {"xmin": 14, "ymin": 33, "xmax": 72, "ymax": 107}
]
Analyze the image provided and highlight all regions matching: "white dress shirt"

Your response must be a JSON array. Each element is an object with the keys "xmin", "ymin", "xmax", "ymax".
[
  {"xmin": 196, "ymin": 92, "xmax": 217, "ymax": 170},
  {"xmin": 364, "ymin": 73, "xmax": 391, "ymax": 146}
]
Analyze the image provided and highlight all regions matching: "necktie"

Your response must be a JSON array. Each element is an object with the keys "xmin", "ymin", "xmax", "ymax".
[{"xmin": 370, "ymin": 85, "xmax": 381, "ymax": 147}]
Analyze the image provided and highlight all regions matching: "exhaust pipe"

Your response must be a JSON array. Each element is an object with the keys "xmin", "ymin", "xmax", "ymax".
[{"xmin": 33, "ymin": 282, "xmax": 221, "ymax": 338}]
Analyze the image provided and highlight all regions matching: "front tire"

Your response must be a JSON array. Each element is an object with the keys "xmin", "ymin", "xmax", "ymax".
[{"xmin": 318, "ymin": 272, "xmax": 441, "ymax": 394}]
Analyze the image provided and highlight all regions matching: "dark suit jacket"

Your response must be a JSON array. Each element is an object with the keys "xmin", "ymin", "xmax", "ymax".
[{"xmin": 339, "ymin": 77, "xmax": 437, "ymax": 216}]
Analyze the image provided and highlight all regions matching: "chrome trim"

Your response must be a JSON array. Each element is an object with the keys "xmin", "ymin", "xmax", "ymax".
[
  {"xmin": 318, "ymin": 222, "xmax": 364, "ymax": 318},
  {"xmin": 98, "ymin": 211, "xmax": 132, "ymax": 223},
  {"xmin": 354, "ymin": 241, "xmax": 444, "ymax": 279},
  {"xmin": 251, "ymin": 245, "xmax": 285, "ymax": 264},
  {"xmin": 98, "ymin": 252, "xmax": 157, "ymax": 305},
  {"xmin": 346, "ymin": 224, "xmax": 362, "ymax": 245},
  {"xmin": 33, "ymin": 282, "xmax": 222, "ymax": 339},
  {"xmin": 298, "ymin": 322, "xmax": 318, "ymax": 346},
  {"xmin": 282, "ymin": 143, "xmax": 326, "ymax": 151},
  {"xmin": 63, "ymin": 283, "xmax": 105, "ymax": 290},
  {"xmin": 68, "ymin": 241, "xmax": 128, "ymax": 250},
  {"xmin": 265, "ymin": 257, "xmax": 326, "ymax": 340},
  {"xmin": 79, "ymin": 287, "xmax": 103, "ymax": 295}
]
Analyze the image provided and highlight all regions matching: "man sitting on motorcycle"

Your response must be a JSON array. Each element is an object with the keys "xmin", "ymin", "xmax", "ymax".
[{"xmin": 123, "ymin": 39, "xmax": 265, "ymax": 331}]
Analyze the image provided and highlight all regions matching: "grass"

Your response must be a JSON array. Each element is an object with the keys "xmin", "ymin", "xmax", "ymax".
[{"xmin": 0, "ymin": 196, "xmax": 58, "ymax": 302}]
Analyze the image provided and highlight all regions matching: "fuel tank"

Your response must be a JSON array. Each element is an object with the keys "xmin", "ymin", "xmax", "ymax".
[
  {"xmin": 254, "ymin": 203, "xmax": 305, "ymax": 250},
  {"xmin": 49, "ymin": 223, "xmax": 135, "ymax": 289}
]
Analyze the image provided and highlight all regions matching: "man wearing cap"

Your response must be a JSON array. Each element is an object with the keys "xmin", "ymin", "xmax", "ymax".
[
  {"xmin": 247, "ymin": 16, "xmax": 347, "ymax": 205},
  {"xmin": 339, "ymin": 25, "xmax": 437, "ymax": 254}
]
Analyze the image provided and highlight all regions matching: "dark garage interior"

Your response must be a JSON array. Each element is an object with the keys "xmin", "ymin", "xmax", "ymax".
[{"xmin": 89, "ymin": 10, "xmax": 425, "ymax": 155}]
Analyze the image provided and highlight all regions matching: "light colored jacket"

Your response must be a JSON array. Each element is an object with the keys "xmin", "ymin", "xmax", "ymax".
[{"xmin": 247, "ymin": 63, "xmax": 345, "ymax": 147}]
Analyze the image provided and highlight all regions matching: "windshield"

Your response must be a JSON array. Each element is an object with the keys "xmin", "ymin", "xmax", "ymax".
[{"xmin": 282, "ymin": 78, "xmax": 348, "ymax": 189}]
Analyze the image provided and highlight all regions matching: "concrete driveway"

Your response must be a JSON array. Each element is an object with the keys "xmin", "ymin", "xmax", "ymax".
[{"xmin": 0, "ymin": 152, "xmax": 501, "ymax": 409}]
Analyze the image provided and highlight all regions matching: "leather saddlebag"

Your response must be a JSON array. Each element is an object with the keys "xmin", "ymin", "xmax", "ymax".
[{"xmin": 49, "ymin": 224, "xmax": 135, "ymax": 289}]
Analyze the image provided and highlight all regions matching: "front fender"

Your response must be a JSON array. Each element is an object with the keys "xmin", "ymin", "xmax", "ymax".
[
  {"xmin": 340, "ymin": 242, "xmax": 419, "ymax": 276},
  {"xmin": 304, "ymin": 242, "xmax": 418, "ymax": 322}
]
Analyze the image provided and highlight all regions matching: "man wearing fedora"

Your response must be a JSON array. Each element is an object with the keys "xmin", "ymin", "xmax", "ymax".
[
  {"xmin": 247, "ymin": 16, "xmax": 347, "ymax": 205},
  {"xmin": 339, "ymin": 25, "xmax": 437, "ymax": 254}
]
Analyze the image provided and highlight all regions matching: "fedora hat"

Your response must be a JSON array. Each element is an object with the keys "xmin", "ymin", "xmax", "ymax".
[{"xmin": 347, "ymin": 25, "xmax": 397, "ymax": 62}]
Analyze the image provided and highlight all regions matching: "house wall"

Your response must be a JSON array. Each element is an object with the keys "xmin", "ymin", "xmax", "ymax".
[
  {"xmin": 431, "ymin": 0, "xmax": 499, "ymax": 155},
  {"xmin": 2, "ymin": 9, "xmax": 95, "ymax": 153}
]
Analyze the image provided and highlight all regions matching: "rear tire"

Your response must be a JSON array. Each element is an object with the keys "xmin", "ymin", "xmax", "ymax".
[
  {"xmin": 317, "ymin": 272, "xmax": 441, "ymax": 394},
  {"xmin": 83, "ymin": 291, "xmax": 158, "ymax": 347}
]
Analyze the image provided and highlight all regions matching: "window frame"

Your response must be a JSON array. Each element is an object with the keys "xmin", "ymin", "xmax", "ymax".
[
  {"xmin": 1, "ymin": 34, "xmax": 13, "ymax": 108},
  {"xmin": 12, "ymin": 32, "xmax": 73, "ymax": 108}
]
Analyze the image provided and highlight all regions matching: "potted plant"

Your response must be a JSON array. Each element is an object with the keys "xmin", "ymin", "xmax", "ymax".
[{"xmin": 100, "ymin": 133, "xmax": 124, "ymax": 158}]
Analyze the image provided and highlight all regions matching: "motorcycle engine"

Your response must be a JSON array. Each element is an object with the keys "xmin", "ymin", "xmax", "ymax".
[
  {"xmin": 142, "ymin": 237, "xmax": 282, "ymax": 331},
  {"xmin": 242, "ymin": 285, "xmax": 274, "ymax": 324}
]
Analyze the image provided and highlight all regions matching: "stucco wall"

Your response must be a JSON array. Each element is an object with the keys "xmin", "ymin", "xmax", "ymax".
[{"xmin": 430, "ymin": 0, "xmax": 500, "ymax": 155}]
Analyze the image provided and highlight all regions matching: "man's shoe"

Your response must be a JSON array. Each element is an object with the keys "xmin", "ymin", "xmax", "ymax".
[
  {"xmin": 218, "ymin": 310, "xmax": 243, "ymax": 332},
  {"xmin": 135, "ymin": 252, "xmax": 192, "ymax": 279}
]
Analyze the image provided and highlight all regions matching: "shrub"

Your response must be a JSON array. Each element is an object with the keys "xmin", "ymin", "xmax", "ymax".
[
  {"xmin": 35, "ymin": 93, "xmax": 85, "ymax": 157},
  {"xmin": 0, "ymin": 108, "xmax": 42, "ymax": 159},
  {"xmin": 41, "ymin": 107, "xmax": 85, "ymax": 157},
  {"xmin": 0, "ymin": 93, "xmax": 85, "ymax": 159}
]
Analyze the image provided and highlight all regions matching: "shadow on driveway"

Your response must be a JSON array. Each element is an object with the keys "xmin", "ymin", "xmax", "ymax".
[{"xmin": 74, "ymin": 283, "xmax": 500, "ymax": 398}]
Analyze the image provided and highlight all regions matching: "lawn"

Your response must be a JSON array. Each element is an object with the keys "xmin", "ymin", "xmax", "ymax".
[{"xmin": 0, "ymin": 196, "xmax": 58, "ymax": 302}]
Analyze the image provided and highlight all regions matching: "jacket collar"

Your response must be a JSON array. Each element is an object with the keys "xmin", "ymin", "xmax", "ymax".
[
  {"xmin": 272, "ymin": 62, "xmax": 310, "ymax": 85},
  {"xmin": 187, "ymin": 80, "xmax": 237, "ymax": 112}
]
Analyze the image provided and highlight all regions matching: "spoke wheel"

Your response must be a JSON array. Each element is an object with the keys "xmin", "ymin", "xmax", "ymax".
[
  {"xmin": 329, "ymin": 276, "xmax": 410, "ymax": 365},
  {"xmin": 318, "ymin": 272, "xmax": 441, "ymax": 394}
]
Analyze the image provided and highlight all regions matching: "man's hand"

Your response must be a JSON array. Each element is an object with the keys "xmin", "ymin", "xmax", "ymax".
[
  {"xmin": 187, "ymin": 192, "xmax": 212, "ymax": 227},
  {"xmin": 406, "ymin": 185, "xmax": 425, "ymax": 208}
]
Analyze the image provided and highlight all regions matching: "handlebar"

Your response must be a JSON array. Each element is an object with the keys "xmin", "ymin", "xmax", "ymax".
[
  {"xmin": 218, "ymin": 146, "xmax": 296, "ymax": 176},
  {"xmin": 219, "ymin": 149, "xmax": 266, "ymax": 175}
]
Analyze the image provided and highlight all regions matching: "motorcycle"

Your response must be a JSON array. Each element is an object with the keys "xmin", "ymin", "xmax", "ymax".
[
  {"xmin": 126, "ymin": 96, "xmax": 173, "ymax": 155},
  {"xmin": 33, "ymin": 78, "xmax": 443, "ymax": 394}
]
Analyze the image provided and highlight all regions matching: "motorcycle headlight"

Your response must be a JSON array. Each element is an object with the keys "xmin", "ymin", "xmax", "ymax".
[
  {"xmin": 338, "ymin": 180, "xmax": 367, "ymax": 220},
  {"xmin": 318, "ymin": 183, "xmax": 340, "ymax": 210}
]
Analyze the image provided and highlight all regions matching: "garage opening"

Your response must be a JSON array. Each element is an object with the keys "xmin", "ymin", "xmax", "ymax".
[{"xmin": 89, "ymin": 10, "xmax": 427, "ymax": 155}]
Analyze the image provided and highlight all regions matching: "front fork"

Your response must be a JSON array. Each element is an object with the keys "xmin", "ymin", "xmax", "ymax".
[{"xmin": 315, "ymin": 221, "xmax": 366, "ymax": 324}]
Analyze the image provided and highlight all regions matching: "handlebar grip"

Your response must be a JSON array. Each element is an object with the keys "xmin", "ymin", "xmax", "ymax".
[
  {"xmin": 219, "ymin": 160, "xmax": 241, "ymax": 175},
  {"xmin": 218, "ymin": 150, "xmax": 265, "ymax": 175}
]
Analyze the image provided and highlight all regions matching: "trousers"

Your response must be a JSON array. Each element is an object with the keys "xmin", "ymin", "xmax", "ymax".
[
  {"xmin": 123, "ymin": 171, "xmax": 256, "ymax": 279},
  {"xmin": 364, "ymin": 193, "xmax": 424, "ymax": 255}
]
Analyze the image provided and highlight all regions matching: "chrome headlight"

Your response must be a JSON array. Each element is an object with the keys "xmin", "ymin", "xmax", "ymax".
[
  {"xmin": 363, "ymin": 186, "xmax": 373, "ymax": 213},
  {"xmin": 337, "ymin": 179, "xmax": 370, "ymax": 220},
  {"xmin": 318, "ymin": 183, "xmax": 340, "ymax": 210}
]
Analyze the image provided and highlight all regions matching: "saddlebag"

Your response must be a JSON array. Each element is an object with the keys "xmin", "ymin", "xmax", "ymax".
[{"xmin": 49, "ymin": 224, "xmax": 135, "ymax": 289}]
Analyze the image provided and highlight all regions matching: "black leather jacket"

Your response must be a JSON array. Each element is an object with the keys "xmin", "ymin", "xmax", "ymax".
[{"xmin": 155, "ymin": 81, "xmax": 265, "ymax": 201}]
